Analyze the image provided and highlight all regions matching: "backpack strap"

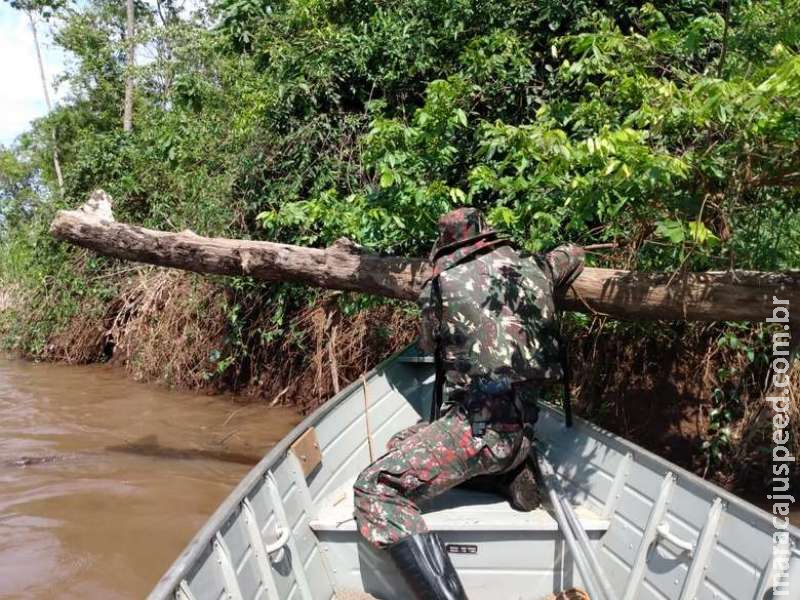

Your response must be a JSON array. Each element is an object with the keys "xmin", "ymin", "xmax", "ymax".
[
  {"xmin": 542, "ymin": 252, "xmax": 575, "ymax": 428},
  {"xmin": 430, "ymin": 273, "xmax": 445, "ymax": 423}
]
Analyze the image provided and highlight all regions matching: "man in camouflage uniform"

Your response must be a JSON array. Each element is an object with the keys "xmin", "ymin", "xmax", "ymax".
[{"xmin": 353, "ymin": 208, "xmax": 585, "ymax": 600}]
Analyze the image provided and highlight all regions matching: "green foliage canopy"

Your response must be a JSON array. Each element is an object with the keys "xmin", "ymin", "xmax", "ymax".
[{"xmin": 1, "ymin": 0, "xmax": 799, "ymax": 355}]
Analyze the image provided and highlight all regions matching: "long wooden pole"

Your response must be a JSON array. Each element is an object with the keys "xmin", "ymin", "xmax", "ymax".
[{"xmin": 50, "ymin": 191, "xmax": 800, "ymax": 326}]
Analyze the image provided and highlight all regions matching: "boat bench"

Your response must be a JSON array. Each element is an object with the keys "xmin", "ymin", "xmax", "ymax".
[
  {"xmin": 310, "ymin": 479, "xmax": 609, "ymax": 534},
  {"xmin": 310, "ymin": 477, "xmax": 610, "ymax": 597}
]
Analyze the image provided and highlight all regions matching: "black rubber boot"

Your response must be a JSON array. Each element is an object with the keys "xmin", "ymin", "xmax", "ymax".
[{"xmin": 387, "ymin": 533, "xmax": 468, "ymax": 600}]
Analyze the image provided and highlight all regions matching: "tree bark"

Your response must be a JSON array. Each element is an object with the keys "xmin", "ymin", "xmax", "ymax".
[
  {"xmin": 123, "ymin": 0, "xmax": 135, "ymax": 132},
  {"xmin": 28, "ymin": 11, "xmax": 64, "ymax": 194},
  {"xmin": 50, "ymin": 192, "xmax": 800, "ymax": 326}
]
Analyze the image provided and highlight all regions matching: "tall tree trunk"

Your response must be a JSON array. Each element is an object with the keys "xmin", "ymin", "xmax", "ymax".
[
  {"xmin": 28, "ymin": 11, "xmax": 64, "ymax": 195},
  {"xmin": 123, "ymin": 0, "xmax": 135, "ymax": 132}
]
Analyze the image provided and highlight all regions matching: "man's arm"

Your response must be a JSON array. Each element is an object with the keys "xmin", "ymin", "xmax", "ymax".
[
  {"xmin": 544, "ymin": 244, "xmax": 586, "ymax": 294},
  {"xmin": 417, "ymin": 282, "xmax": 437, "ymax": 354}
]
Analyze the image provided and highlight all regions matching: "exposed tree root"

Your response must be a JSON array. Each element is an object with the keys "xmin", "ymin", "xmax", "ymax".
[{"xmin": 570, "ymin": 322, "xmax": 799, "ymax": 494}]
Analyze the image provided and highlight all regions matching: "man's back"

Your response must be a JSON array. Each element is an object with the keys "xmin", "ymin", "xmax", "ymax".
[{"xmin": 420, "ymin": 243, "xmax": 583, "ymax": 388}]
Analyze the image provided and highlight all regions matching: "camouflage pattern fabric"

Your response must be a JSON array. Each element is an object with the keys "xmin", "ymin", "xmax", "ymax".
[
  {"xmin": 353, "ymin": 208, "xmax": 584, "ymax": 549},
  {"xmin": 432, "ymin": 207, "xmax": 497, "ymax": 253},
  {"xmin": 419, "ymin": 241, "xmax": 584, "ymax": 387},
  {"xmin": 353, "ymin": 402, "xmax": 529, "ymax": 548},
  {"xmin": 385, "ymin": 421, "xmax": 428, "ymax": 451}
]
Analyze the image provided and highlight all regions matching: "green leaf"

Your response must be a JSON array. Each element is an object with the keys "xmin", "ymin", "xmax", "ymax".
[
  {"xmin": 449, "ymin": 188, "xmax": 466, "ymax": 202},
  {"xmin": 603, "ymin": 159, "xmax": 620, "ymax": 175},
  {"xmin": 687, "ymin": 221, "xmax": 719, "ymax": 246},
  {"xmin": 488, "ymin": 206, "xmax": 516, "ymax": 227},
  {"xmin": 379, "ymin": 170, "xmax": 395, "ymax": 188},
  {"xmin": 656, "ymin": 219, "xmax": 685, "ymax": 244}
]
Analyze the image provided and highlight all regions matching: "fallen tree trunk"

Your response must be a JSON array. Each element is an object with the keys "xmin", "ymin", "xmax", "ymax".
[{"xmin": 50, "ymin": 191, "xmax": 800, "ymax": 325}]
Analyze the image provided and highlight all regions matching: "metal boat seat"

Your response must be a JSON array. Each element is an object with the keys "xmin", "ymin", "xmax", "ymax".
[{"xmin": 309, "ymin": 477, "xmax": 610, "ymax": 534}]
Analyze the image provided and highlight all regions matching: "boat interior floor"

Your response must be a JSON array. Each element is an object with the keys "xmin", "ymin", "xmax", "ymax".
[{"xmin": 334, "ymin": 590, "xmax": 377, "ymax": 600}]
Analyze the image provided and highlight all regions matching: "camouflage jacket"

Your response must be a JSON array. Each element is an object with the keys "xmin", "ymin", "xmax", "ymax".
[{"xmin": 418, "ymin": 242, "xmax": 584, "ymax": 389}]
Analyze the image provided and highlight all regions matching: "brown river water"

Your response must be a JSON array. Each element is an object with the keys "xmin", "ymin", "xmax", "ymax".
[{"xmin": 0, "ymin": 358, "xmax": 300, "ymax": 599}]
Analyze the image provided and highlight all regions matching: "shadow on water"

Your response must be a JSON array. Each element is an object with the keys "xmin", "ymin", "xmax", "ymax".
[
  {"xmin": 105, "ymin": 434, "xmax": 263, "ymax": 466},
  {"xmin": 4, "ymin": 436, "xmax": 263, "ymax": 468}
]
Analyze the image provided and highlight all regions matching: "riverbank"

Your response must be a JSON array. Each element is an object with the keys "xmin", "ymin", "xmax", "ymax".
[
  {"xmin": 0, "ymin": 268, "xmax": 419, "ymax": 411},
  {"xmin": 1, "ymin": 266, "xmax": 797, "ymax": 510}
]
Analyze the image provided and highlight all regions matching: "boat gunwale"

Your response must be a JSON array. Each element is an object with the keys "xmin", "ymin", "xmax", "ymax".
[
  {"xmin": 538, "ymin": 400, "xmax": 800, "ymax": 539},
  {"xmin": 147, "ymin": 346, "xmax": 412, "ymax": 599}
]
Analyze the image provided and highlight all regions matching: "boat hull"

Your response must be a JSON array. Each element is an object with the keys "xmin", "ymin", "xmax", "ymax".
[{"xmin": 150, "ymin": 348, "xmax": 800, "ymax": 600}]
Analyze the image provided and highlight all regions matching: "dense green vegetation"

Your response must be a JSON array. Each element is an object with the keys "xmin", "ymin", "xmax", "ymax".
[{"xmin": 1, "ymin": 0, "xmax": 798, "ymax": 490}]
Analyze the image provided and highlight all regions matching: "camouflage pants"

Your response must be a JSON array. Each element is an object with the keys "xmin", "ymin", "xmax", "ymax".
[{"xmin": 353, "ymin": 404, "xmax": 529, "ymax": 548}]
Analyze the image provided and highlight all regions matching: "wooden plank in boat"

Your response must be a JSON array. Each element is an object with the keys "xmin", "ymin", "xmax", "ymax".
[{"xmin": 289, "ymin": 427, "xmax": 322, "ymax": 477}]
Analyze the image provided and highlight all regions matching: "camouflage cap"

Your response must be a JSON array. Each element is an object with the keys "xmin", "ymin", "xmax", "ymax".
[{"xmin": 431, "ymin": 208, "xmax": 498, "ymax": 261}]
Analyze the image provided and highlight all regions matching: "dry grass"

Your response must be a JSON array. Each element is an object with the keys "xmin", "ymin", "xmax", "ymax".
[
  {"xmin": 42, "ymin": 269, "xmax": 228, "ymax": 384},
  {"xmin": 242, "ymin": 294, "xmax": 418, "ymax": 412},
  {"xmin": 45, "ymin": 294, "xmax": 109, "ymax": 364},
  {"xmin": 32, "ymin": 269, "xmax": 417, "ymax": 406},
  {"xmin": 0, "ymin": 285, "xmax": 16, "ymax": 312},
  {"xmin": 34, "ymin": 268, "xmax": 225, "ymax": 384},
  {"xmin": 108, "ymin": 269, "xmax": 229, "ymax": 386}
]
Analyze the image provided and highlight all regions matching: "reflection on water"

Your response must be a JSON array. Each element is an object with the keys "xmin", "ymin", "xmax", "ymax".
[{"xmin": 0, "ymin": 358, "xmax": 300, "ymax": 599}]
